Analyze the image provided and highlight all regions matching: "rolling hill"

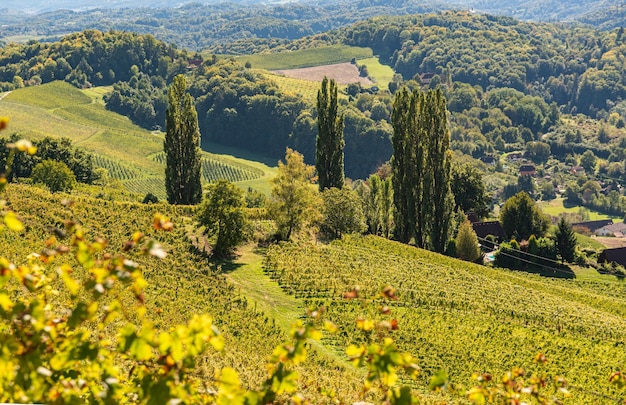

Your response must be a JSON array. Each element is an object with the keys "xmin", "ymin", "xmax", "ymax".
[
  {"xmin": 4, "ymin": 179, "xmax": 626, "ymax": 402},
  {"xmin": 0, "ymin": 81, "xmax": 277, "ymax": 198}
]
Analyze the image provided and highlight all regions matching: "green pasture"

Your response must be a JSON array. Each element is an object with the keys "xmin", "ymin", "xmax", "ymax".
[
  {"xmin": 356, "ymin": 56, "xmax": 394, "ymax": 89},
  {"xmin": 236, "ymin": 45, "xmax": 373, "ymax": 70},
  {"xmin": 538, "ymin": 197, "xmax": 622, "ymax": 221}
]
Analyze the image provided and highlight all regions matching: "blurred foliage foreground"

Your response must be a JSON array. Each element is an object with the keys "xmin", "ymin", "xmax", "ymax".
[{"xmin": 0, "ymin": 116, "xmax": 612, "ymax": 404}]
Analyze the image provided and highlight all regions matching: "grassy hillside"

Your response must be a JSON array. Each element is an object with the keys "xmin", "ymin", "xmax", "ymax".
[
  {"xmin": 0, "ymin": 82, "xmax": 276, "ymax": 198},
  {"xmin": 233, "ymin": 45, "xmax": 373, "ymax": 70},
  {"xmin": 265, "ymin": 235, "xmax": 626, "ymax": 402}
]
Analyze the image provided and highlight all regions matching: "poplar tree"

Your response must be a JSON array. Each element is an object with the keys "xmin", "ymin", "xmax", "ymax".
[
  {"xmin": 316, "ymin": 76, "xmax": 345, "ymax": 191},
  {"xmin": 165, "ymin": 74, "xmax": 202, "ymax": 205},
  {"xmin": 391, "ymin": 87, "xmax": 454, "ymax": 253},
  {"xmin": 390, "ymin": 87, "xmax": 412, "ymax": 243},
  {"xmin": 426, "ymin": 89, "xmax": 454, "ymax": 253}
]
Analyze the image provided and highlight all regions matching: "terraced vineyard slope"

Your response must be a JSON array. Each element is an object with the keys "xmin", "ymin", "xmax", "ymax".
[{"xmin": 265, "ymin": 235, "xmax": 626, "ymax": 402}]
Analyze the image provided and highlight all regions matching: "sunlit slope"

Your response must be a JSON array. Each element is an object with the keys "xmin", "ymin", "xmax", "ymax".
[
  {"xmin": 265, "ymin": 235, "xmax": 626, "ymax": 402},
  {"xmin": 1, "ymin": 183, "xmax": 363, "ymax": 402},
  {"xmin": 0, "ymin": 82, "xmax": 276, "ymax": 198}
]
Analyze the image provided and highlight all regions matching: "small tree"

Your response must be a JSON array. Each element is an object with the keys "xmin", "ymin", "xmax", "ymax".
[
  {"xmin": 455, "ymin": 221, "xmax": 482, "ymax": 262},
  {"xmin": 500, "ymin": 191, "xmax": 550, "ymax": 241},
  {"xmin": 197, "ymin": 180, "xmax": 248, "ymax": 257},
  {"xmin": 555, "ymin": 217, "xmax": 577, "ymax": 263},
  {"xmin": 269, "ymin": 148, "xmax": 322, "ymax": 240},
  {"xmin": 31, "ymin": 159, "xmax": 76, "ymax": 193},
  {"xmin": 321, "ymin": 187, "xmax": 367, "ymax": 239}
]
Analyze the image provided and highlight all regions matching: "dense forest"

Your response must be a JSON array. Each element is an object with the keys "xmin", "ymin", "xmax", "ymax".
[
  {"xmin": 2, "ymin": 0, "xmax": 625, "ymax": 52},
  {"xmin": 3, "ymin": 12, "xmax": 626, "ymax": 181}
]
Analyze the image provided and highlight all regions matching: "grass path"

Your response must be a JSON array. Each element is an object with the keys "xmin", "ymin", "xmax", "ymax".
[
  {"xmin": 225, "ymin": 244, "xmax": 302, "ymax": 332},
  {"xmin": 224, "ymin": 243, "xmax": 359, "ymax": 371}
]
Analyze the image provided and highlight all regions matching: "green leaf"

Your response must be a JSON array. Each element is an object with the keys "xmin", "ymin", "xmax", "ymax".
[{"xmin": 429, "ymin": 369, "xmax": 448, "ymax": 390}]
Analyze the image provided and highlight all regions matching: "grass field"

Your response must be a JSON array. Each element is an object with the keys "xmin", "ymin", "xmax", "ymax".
[
  {"xmin": 234, "ymin": 45, "xmax": 373, "ymax": 70},
  {"xmin": 538, "ymin": 197, "xmax": 622, "ymax": 221},
  {"xmin": 356, "ymin": 56, "xmax": 395, "ymax": 89},
  {"xmin": 0, "ymin": 81, "xmax": 277, "ymax": 196}
]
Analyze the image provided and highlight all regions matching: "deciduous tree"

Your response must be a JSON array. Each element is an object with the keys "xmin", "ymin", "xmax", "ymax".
[
  {"xmin": 197, "ymin": 180, "xmax": 248, "ymax": 257},
  {"xmin": 500, "ymin": 191, "xmax": 550, "ymax": 241},
  {"xmin": 31, "ymin": 159, "xmax": 76, "ymax": 193},
  {"xmin": 269, "ymin": 148, "xmax": 321, "ymax": 240},
  {"xmin": 455, "ymin": 221, "xmax": 481, "ymax": 262},
  {"xmin": 391, "ymin": 87, "xmax": 453, "ymax": 252}
]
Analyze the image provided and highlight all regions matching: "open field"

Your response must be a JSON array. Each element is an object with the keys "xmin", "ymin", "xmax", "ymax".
[
  {"xmin": 272, "ymin": 62, "xmax": 373, "ymax": 86},
  {"xmin": 234, "ymin": 45, "xmax": 373, "ymax": 70},
  {"xmin": 356, "ymin": 56, "xmax": 395, "ymax": 89},
  {"xmin": 538, "ymin": 197, "xmax": 622, "ymax": 221},
  {"xmin": 0, "ymin": 82, "xmax": 277, "ymax": 196}
]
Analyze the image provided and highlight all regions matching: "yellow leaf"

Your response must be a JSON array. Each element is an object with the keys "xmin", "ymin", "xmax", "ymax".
[
  {"xmin": 467, "ymin": 387, "xmax": 486, "ymax": 405},
  {"xmin": 4, "ymin": 212, "xmax": 23, "ymax": 232},
  {"xmin": 0, "ymin": 293, "xmax": 13, "ymax": 312}
]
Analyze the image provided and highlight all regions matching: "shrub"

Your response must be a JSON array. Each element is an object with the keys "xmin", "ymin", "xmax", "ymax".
[{"xmin": 31, "ymin": 159, "xmax": 76, "ymax": 193}]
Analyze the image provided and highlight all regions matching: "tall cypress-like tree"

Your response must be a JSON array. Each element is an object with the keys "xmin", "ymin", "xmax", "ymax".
[
  {"xmin": 426, "ymin": 89, "xmax": 454, "ymax": 253},
  {"xmin": 316, "ymin": 76, "xmax": 345, "ymax": 191},
  {"xmin": 391, "ymin": 87, "xmax": 412, "ymax": 243},
  {"xmin": 165, "ymin": 74, "xmax": 202, "ymax": 205},
  {"xmin": 391, "ymin": 87, "xmax": 453, "ymax": 253},
  {"xmin": 555, "ymin": 217, "xmax": 577, "ymax": 263}
]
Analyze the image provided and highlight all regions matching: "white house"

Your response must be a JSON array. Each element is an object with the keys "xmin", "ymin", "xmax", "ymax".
[{"xmin": 596, "ymin": 222, "xmax": 626, "ymax": 238}]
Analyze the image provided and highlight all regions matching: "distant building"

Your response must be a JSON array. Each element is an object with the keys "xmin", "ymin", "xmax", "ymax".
[
  {"xmin": 507, "ymin": 152, "xmax": 523, "ymax": 161},
  {"xmin": 519, "ymin": 164, "xmax": 536, "ymax": 176},
  {"xmin": 571, "ymin": 219, "xmax": 613, "ymax": 233},
  {"xmin": 472, "ymin": 221, "xmax": 506, "ymax": 241},
  {"xmin": 419, "ymin": 72, "xmax": 438, "ymax": 86},
  {"xmin": 596, "ymin": 222, "xmax": 626, "ymax": 238},
  {"xmin": 598, "ymin": 247, "xmax": 626, "ymax": 267},
  {"xmin": 571, "ymin": 166, "xmax": 585, "ymax": 175},
  {"xmin": 187, "ymin": 59, "xmax": 203, "ymax": 69}
]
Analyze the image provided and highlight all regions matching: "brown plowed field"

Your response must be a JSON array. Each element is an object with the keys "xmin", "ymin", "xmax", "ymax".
[{"xmin": 272, "ymin": 62, "xmax": 373, "ymax": 85}]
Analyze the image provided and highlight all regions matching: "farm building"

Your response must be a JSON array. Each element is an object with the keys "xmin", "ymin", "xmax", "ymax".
[
  {"xmin": 598, "ymin": 247, "xmax": 626, "ymax": 267},
  {"xmin": 596, "ymin": 222, "xmax": 626, "ymax": 237},
  {"xmin": 519, "ymin": 164, "xmax": 536, "ymax": 176},
  {"xmin": 472, "ymin": 221, "xmax": 506, "ymax": 241},
  {"xmin": 571, "ymin": 219, "xmax": 613, "ymax": 233}
]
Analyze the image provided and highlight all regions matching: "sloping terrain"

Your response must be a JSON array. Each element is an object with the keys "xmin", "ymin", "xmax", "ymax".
[
  {"xmin": 265, "ymin": 235, "xmax": 626, "ymax": 402},
  {"xmin": 0, "ymin": 81, "xmax": 276, "ymax": 198}
]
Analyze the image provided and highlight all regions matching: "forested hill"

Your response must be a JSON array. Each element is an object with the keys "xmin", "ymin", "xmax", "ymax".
[
  {"xmin": 4, "ymin": 13, "xmax": 626, "ymax": 179},
  {"xmin": 1, "ymin": 1, "xmax": 625, "ymax": 51}
]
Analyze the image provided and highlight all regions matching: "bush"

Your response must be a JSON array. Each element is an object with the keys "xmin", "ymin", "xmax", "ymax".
[{"xmin": 31, "ymin": 159, "xmax": 76, "ymax": 193}]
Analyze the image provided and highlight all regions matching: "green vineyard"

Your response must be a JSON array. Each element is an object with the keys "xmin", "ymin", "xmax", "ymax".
[
  {"xmin": 1, "ymin": 184, "xmax": 362, "ymax": 403},
  {"xmin": 264, "ymin": 235, "xmax": 626, "ymax": 402},
  {"xmin": 122, "ymin": 177, "xmax": 167, "ymax": 200},
  {"xmin": 92, "ymin": 154, "xmax": 141, "ymax": 180},
  {"xmin": 150, "ymin": 152, "xmax": 264, "ymax": 183}
]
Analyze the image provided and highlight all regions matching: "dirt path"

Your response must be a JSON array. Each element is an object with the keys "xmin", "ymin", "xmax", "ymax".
[{"xmin": 0, "ymin": 91, "xmax": 12, "ymax": 101}]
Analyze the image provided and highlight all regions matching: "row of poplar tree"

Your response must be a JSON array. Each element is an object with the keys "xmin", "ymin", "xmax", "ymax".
[
  {"xmin": 163, "ymin": 73, "xmax": 454, "ymax": 254},
  {"xmin": 314, "ymin": 77, "xmax": 454, "ymax": 253}
]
